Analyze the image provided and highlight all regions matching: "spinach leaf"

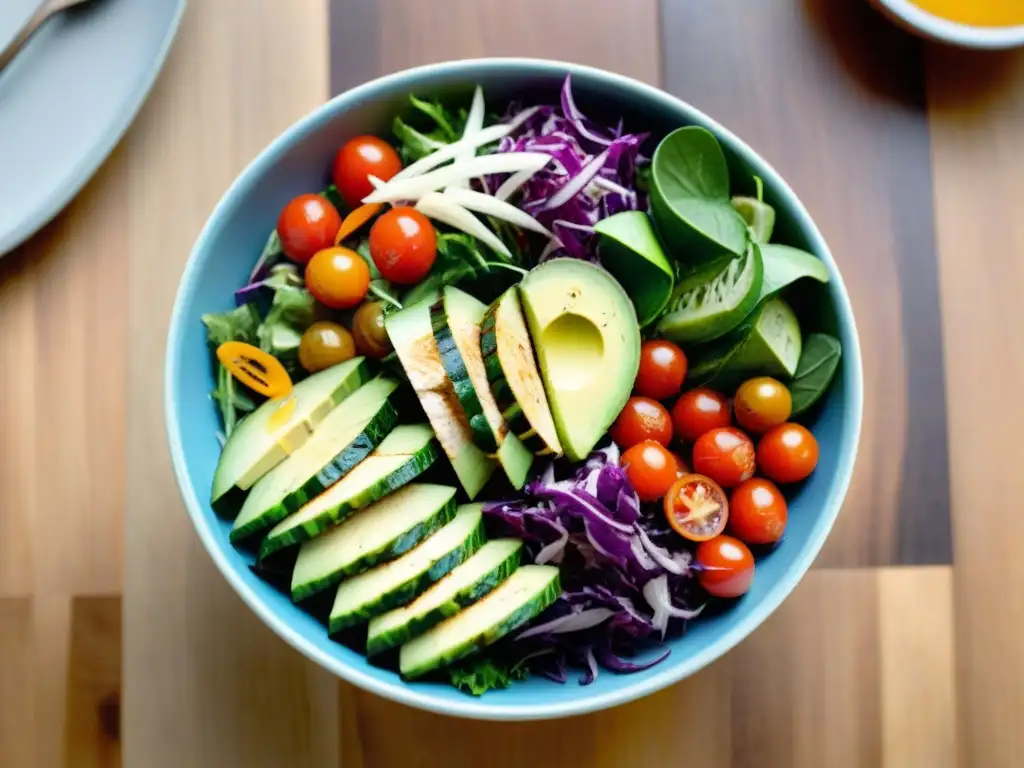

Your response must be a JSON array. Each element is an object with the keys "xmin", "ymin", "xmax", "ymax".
[
  {"xmin": 759, "ymin": 244, "xmax": 829, "ymax": 302},
  {"xmin": 447, "ymin": 654, "xmax": 528, "ymax": 696},
  {"xmin": 201, "ymin": 304, "xmax": 262, "ymax": 436},
  {"xmin": 649, "ymin": 126, "xmax": 749, "ymax": 262},
  {"xmin": 790, "ymin": 333, "xmax": 842, "ymax": 417}
]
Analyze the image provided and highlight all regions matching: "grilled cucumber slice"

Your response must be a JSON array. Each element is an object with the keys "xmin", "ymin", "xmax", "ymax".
[
  {"xmin": 366, "ymin": 538, "xmax": 522, "ymax": 656},
  {"xmin": 229, "ymin": 378, "xmax": 399, "ymax": 543},
  {"xmin": 259, "ymin": 424, "xmax": 439, "ymax": 557},
  {"xmin": 328, "ymin": 504, "xmax": 486, "ymax": 633},
  {"xmin": 399, "ymin": 565, "xmax": 561, "ymax": 678},
  {"xmin": 290, "ymin": 484, "xmax": 457, "ymax": 601}
]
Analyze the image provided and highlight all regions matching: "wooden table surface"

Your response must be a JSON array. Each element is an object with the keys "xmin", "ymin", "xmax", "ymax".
[{"xmin": 2, "ymin": 0, "xmax": 1023, "ymax": 765}]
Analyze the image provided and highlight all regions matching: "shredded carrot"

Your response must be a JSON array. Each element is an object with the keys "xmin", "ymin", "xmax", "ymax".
[{"xmin": 335, "ymin": 203, "xmax": 383, "ymax": 245}]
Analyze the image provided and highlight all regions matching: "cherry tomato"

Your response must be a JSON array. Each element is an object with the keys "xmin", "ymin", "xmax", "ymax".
[
  {"xmin": 621, "ymin": 440, "xmax": 682, "ymax": 502},
  {"xmin": 671, "ymin": 388, "xmax": 731, "ymax": 442},
  {"xmin": 352, "ymin": 301, "xmax": 392, "ymax": 359},
  {"xmin": 369, "ymin": 207, "xmax": 437, "ymax": 284},
  {"xmin": 277, "ymin": 194, "xmax": 342, "ymax": 264},
  {"xmin": 332, "ymin": 136, "xmax": 402, "ymax": 209},
  {"xmin": 734, "ymin": 377, "xmax": 792, "ymax": 434},
  {"xmin": 299, "ymin": 322, "xmax": 355, "ymax": 373},
  {"xmin": 696, "ymin": 535, "xmax": 755, "ymax": 598},
  {"xmin": 635, "ymin": 340, "xmax": 688, "ymax": 400},
  {"xmin": 305, "ymin": 247, "xmax": 370, "ymax": 309},
  {"xmin": 610, "ymin": 396, "xmax": 673, "ymax": 448},
  {"xmin": 757, "ymin": 423, "xmax": 819, "ymax": 483},
  {"xmin": 729, "ymin": 478, "xmax": 787, "ymax": 544},
  {"xmin": 692, "ymin": 427, "xmax": 756, "ymax": 488},
  {"xmin": 664, "ymin": 473, "xmax": 729, "ymax": 542}
]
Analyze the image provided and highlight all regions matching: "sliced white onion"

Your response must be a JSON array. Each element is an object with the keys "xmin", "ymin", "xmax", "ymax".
[
  {"xmin": 538, "ymin": 237, "xmax": 561, "ymax": 261},
  {"xmin": 541, "ymin": 148, "xmax": 610, "ymax": 212},
  {"xmin": 495, "ymin": 168, "xmax": 539, "ymax": 201},
  {"xmin": 365, "ymin": 153, "xmax": 551, "ymax": 205},
  {"xmin": 414, "ymin": 192, "xmax": 512, "ymax": 259},
  {"xmin": 516, "ymin": 607, "xmax": 614, "ymax": 640},
  {"xmin": 535, "ymin": 522, "xmax": 569, "ymax": 566},
  {"xmin": 451, "ymin": 86, "xmax": 486, "ymax": 188},
  {"xmin": 635, "ymin": 525, "xmax": 686, "ymax": 575},
  {"xmin": 629, "ymin": 535, "xmax": 659, "ymax": 571},
  {"xmin": 442, "ymin": 186, "xmax": 552, "ymax": 237},
  {"xmin": 386, "ymin": 106, "xmax": 540, "ymax": 184},
  {"xmin": 643, "ymin": 574, "xmax": 706, "ymax": 639}
]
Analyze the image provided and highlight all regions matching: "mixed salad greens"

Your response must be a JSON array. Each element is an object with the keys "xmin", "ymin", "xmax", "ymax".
[{"xmin": 201, "ymin": 75, "xmax": 842, "ymax": 695}]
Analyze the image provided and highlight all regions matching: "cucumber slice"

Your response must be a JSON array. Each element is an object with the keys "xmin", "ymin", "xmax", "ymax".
[
  {"xmin": 211, "ymin": 357, "xmax": 370, "ymax": 515},
  {"xmin": 430, "ymin": 287, "xmax": 503, "ymax": 452},
  {"xmin": 386, "ymin": 298, "xmax": 497, "ymax": 499},
  {"xmin": 229, "ymin": 378, "xmax": 399, "ymax": 543},
  {"xmin": 399, "ymin": 565, "xmax": 561, "ymax": 679},
  {"xmin": 366, "ymin": 538, "xmax": 522, "ymax": 656},
  {"xmin": 259, "ymin": 424, "xmax": 439, "ymax": 557},
  {"xmin": 328, "ymin": 504, "xmax": 486, "ymax": 633},
  {"xmin": 291, "ymin": 484, "xmax": 457, "ymax": 602},
  {"xmin": 656, "ymin": 242, "xmax": 763, "ymax": 344},
  {"xmin": 481, "ymin": 288, "xmax": 562, "ymax": 456}
]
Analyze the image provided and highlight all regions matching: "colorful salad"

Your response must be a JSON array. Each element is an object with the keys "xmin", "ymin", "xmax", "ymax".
[{"xmin": 201, "ymin": 76, "xmax": 842, "ymax": 696}]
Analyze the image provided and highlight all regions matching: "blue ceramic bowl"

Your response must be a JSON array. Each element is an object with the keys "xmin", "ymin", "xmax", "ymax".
[{"xmin": 166, "ymin": 59, "xmax": 863, "ymax": 720}]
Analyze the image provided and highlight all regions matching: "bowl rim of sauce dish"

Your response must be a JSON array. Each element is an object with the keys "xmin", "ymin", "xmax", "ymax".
[{"xmin": 872, "ymin": 0, "xmax": 1024, "ymax": 49}]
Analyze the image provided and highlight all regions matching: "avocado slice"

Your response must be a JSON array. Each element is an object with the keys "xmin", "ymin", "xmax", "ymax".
[
  {"xmin": 210, "ymin": 357, "xmax": 371, "ymax": 516},
  {"xmin": 519, "ymin": 259, "xmax": 641, "ymax": 462}
]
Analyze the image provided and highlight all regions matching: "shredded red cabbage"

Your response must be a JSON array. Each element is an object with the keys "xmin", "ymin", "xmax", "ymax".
[
  {"xmin": 497, "ymin": 75, "xmax": 649, "ymax": 261},
  {"xmin": 483, "ymin": 443, "xmax": 705, "ymax": 685}
]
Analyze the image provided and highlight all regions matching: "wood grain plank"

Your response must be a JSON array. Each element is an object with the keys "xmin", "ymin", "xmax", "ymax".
[
  {"xmin": 877, "ymin": 567, "xmax": 956, "ymax": 768},
  {"xmin": 0, "ymin": 599, "xmax": 33, "ymax": 766},
  {"xmin": 925, "ymin": 45, "xmax": 1024, "ymax": 768},
  {"xmin": 660, "ymin": 0, "xmax": 951, "ymax": 566},
  {"xmin": 121, "ymin": 2, "xmax": 340, "ymax": 766}
]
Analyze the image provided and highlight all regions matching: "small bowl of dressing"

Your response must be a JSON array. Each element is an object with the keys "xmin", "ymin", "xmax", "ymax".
[{"xmin": 870, "ymin": 0, "xmax": 1024, "ymax": 48}]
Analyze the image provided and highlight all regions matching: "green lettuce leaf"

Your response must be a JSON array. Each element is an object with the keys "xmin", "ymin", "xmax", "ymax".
[
  {"xmin": 201, "ymin": 304, "xmax": 261, "ymax": 436},
  {"xmin": 257, "ymin": 283, "xmax": 315, "ymax": 375},
  {"xmin": 448, "ymin": 655, "xmax": 528, "ymax": 697}
]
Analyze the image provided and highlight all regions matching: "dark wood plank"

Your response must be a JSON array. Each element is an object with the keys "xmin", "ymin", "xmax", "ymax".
[
  {"xmin": 0, "ymin": 599, "xmax": 33, "ymax": 767},
  {"xmin": 660, "ymin": 0, "xmax": 951, "ymax": 567}
]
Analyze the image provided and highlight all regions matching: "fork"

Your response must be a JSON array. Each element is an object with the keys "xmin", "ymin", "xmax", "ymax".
[{"xmin": 0, "ymin": 0, "xmax": 97, "ymax": 75}]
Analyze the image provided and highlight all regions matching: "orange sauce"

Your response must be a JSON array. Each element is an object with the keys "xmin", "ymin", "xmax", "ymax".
[{"xmin": 909, "ymin": 0, "xmax": 1024, "ymax": 27}]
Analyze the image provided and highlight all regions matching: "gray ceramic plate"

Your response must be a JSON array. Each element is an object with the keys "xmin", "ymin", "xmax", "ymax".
[{"xmin": 0, "ymin": 0, "xmax": 185, "ymax": 255}]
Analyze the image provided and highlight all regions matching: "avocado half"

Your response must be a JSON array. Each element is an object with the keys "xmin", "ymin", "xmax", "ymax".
[{"xmin": 518, "ymin": 259, "xmax": 641, "ymax": 462}]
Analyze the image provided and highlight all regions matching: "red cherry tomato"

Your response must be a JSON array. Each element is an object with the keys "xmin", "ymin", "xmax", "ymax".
[
  {"xmin": 664, "ymin": 474, "xmax": 729, "ymax": 542},
  {"xmin": 610, "ymin": 396, "xmax": 673, "ymax": 448},
  {"xmin": 729, "ymin": 478, "xmax": 788, "ymax": 544},
  {"xmin": 305, "ymin": 247, "xmax": 371, "ymax": 309},
  {"xmin": 621, "ymin": 440, "xmax": 682, "ymax": 502},
  {"xmin": 757, "ymin": 423, "xmax": 819, "ymax": 483},
  {"xmin": 277, "ymin": 194, "xmax": 342, "ymax": 264},
  {"xmin": 734, "ymin": 377, "xmax": 792, "ymax": 434},
  {"xmin": 369, "ymin": 207, "xmax": 437, "ymax": 284},
  {"xmin": 671, "ymin": 388, "xmax": 731, "ymax": 442},
  {"xmin": 635, "ymin": 340, "xmax": 688, "ymax": 400},
  {"xmin": 692, "ymin": 427, "xmax": 756, "ymax": 488},
  {"xmin": 332, "ymin": 136, "xmax": 403, "ymax": 209},
  {"xmin": 696, "ymin": 535, "xmax": 755, "ymax": 598}
]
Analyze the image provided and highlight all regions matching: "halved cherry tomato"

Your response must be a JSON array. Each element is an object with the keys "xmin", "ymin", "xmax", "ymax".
[
  {"xmin": 635, "ymin": 340, "xmax": 687, "ymax": 400},
  {"xmin": 299, "ymin": 322, "xmax": 356, "ymax": 373},
  {"xmin": 621, "ymin": 440, "xmax": 682, "ymax": 502},
  {"xmin": 696, "ymin": 535, "xmax": 755, "ymax": 598},
  {"xmin": 692, "ymin": 427, "xmax": 756, "ymax": 488},
  {"xmin": 277, "ymin": 194, "xmax": 342, "ymax": 264},
  {"xmin": 757, "ymin": 423, "xmax": 819, "ymax": 483},
  {"xmin": 352, "ymin": 301, "xmax": 392, "ymax": 359},
  {"xmin": 332, "ymin": 136, "xmax": 402, "ymax": 209},
  {"xmin": 610, "ymin": 396, "xmax": 673, "ymax": 448},
  {"xmin": 671, "ymin": 388, "xmax": 731, "ymax": 442},
  {"xmin": 305, "ymin": 247, "xmax": 370, "ymax": 309},
  {"xmin": 216, "ymin": 341, "xmax": 292, "ymax": 398},
  {"xmin": 369, "ymin": 207, "xmax": 437, "ymax": 284},
  {"xmin": 664, "ymin": 473, "xmax": 729, "ymax": 542},
  {"xmin": 734, "ymin": 376, "xmax": 792, "ymax": 434},
  {"xmin": 729, "ymin": 478, "xmax": 787, "ymax": 544}
]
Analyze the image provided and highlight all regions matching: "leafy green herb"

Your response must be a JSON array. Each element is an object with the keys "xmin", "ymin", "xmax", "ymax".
[
  {"xmin": 409, "ymin": 95, "xmax": 460, "ymax": 141},
  {"xmin": 401, "ymin": 232, "xmax": 493, "ymax": 307},
  {"xmin": 392, "ymin": 117, "xmax": 448, "ymax": 163},
  {"xmin": 448, "ymin": 654, "xmax": 528, "ymax": 697},
  {"xmin": 649, "ymin": 126, "xmax": 749, "ymax": 262},
  {"xmin": 790, "ymin": 333, "xmax": 842, "ymax": 417},
  {"xmin": 257, "ymin": 283, "xmax": 315, "ymax": 375},
  {"xmin": 393, "ymin": 95, "xmax": 467, "ymax": 164},
  {"xmin": 201, "ymin": 304, "xmax": 261, "ymax": 436},
  {"xmin": 354, "ymin": 238, "xmax": 403, "ymax": 312},
  {"xmin": 321, "ymin": 184, "xmax": 346, "ymax": 214}
]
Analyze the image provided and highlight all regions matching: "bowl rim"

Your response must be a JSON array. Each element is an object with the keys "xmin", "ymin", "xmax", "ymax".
[
  {"xmin": 873, "ymin": 0, "xmax": 1024, "ymax": 49},
  {"xmin": 165, "ymin": 57, "xmax": 864, "ymax": 721}
]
